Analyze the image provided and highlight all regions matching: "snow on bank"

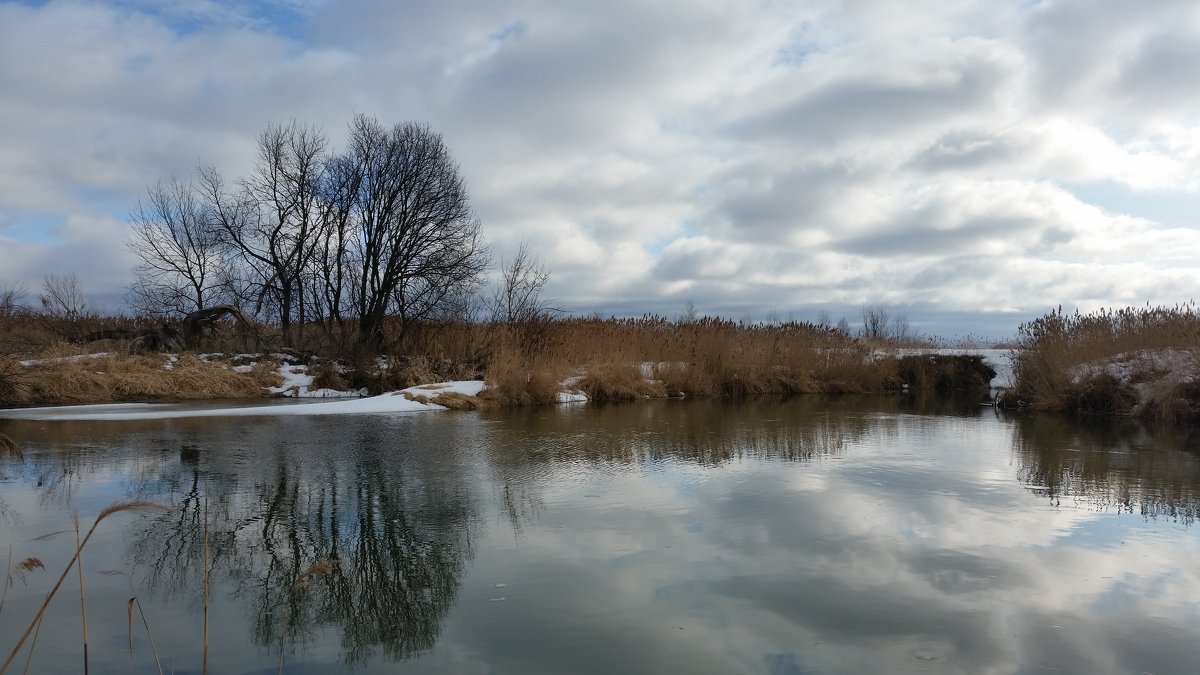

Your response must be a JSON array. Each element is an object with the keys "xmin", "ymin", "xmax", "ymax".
[
  {"xmin": 398, "ymin": 380, "xmax": 487, "ymax": 402},
  {"xmin": 266, "ymin": 363, "xmax": 364, "ymax": 398},
  {"xmin": 0, "ymin": 392, "xmax": 445, "ymax": 421},
  {"xmin": 0, "ymin": 379, "xmax": 495, "ymax": 421},
  {"xmin": 1069, "ymin": 349, "xmax": 1198, "ymax": 392}
]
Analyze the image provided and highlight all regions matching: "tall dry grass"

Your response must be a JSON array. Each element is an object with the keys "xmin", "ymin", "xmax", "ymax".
[
  {"xmin": 478, "ymin": 316, "xmax": 890, "ymax": 403},
  {"xmin": 1012, "ymin": 304, "xmax": 1200, "ymax": 419},
  {"xmin": 1, "ymin": 353, "xmax": 280, "ymax": 407}
]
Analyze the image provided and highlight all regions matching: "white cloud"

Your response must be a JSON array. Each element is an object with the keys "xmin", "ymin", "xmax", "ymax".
[{"xmin": 2, "ymin": 0, "xmax": 1200, "ymax": 334}]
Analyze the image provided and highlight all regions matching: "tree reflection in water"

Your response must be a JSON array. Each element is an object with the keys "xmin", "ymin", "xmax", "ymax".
[{"xmin": 117, "ymin": 420, "xmax": 480, "ymax": 666}]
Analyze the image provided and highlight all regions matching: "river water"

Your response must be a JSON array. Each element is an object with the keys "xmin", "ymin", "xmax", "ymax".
[{"xmin": 1, "ymin": 394, "xmax": 1199, "ymax": 674}]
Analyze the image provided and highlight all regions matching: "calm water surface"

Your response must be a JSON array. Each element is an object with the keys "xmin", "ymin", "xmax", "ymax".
[{"xmin": 1, "ymin": 395, "xmax": 1199, "ymax": 674}]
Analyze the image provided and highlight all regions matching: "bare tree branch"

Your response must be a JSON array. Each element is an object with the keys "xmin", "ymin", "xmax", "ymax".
[
  {"xmin": 490, "ymin": 242, "xmax": 559, "ymax": 325},
  {"xmin": 127, "ymin": 177, "xmax": 228, "ymax": 317}
]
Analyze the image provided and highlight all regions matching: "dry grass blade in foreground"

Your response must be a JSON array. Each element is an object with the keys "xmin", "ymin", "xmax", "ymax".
[
  {"xmin": 0, "ymin": 500, "xmax": 166, "ymax": 675},
  {"xmin": 0, "ymin": 434, "xmax": 20, "ymax": 461},
  {"xmin": 72, "ymin": 514, "xmax": 91, "ymax": 675},
  {"xmin": 1, "ymin": 546, "xmax": 45, "ymax": 618},
  {"xmin": 99, "ymin": 570, "xmax": 164, "ymax": 675}
]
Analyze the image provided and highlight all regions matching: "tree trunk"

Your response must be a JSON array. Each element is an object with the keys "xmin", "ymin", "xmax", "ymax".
[{"xmin": 182, "ymin": 305, "xmax": 257, "ymax": 351}]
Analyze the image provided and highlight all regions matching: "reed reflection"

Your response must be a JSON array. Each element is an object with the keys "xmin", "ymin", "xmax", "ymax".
[
  {"xmin": 1011, "ymin": 413, "xmax": 1200, "ymax": 522},
  {"xmin": 477, "ymin": 397, "xmax": 878, "ymax": 538},
  {"xmin": 482, "ymin": 397, "xmax": 877, "ymax": 466}
]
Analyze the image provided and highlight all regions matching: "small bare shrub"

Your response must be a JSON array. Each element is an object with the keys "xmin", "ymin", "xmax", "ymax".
[
  {"xmin": 580, "ymin": 364, "xmax": 665, "ymax": 402},
  {"xmin": 308, "ymin": 359, "xmax": 347, "ymax": 391},
  {"xmin": 245, "ymin": 359, "xmax": 285, "ymax": 390}
]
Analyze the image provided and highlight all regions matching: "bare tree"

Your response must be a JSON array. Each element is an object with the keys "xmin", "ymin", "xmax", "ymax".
[
  {"xmin": 305, "ymin": 151, "xmax": 361, "ymax": 345},
  {"xmin": 41, "ymin": 273, "xmax": 87, "ymax": 319},
  {"xmin": 677, "ymin": 301, "xmax": 699, "ymax": 324},
  {"xmin": 860, "ymin": 305, "xmax": 911, "ymax": 341},
  {"xmin": 344, "ymin": 116, "xmax": 488, "ymax": 349},
  {"xmin": 40, "ymin": 273, "xmax": 89, "ymax": 341},
  {"xmin": 210, "ymin": 121, "xmax": 329, "ymax": 347},
  {"xmin": 127, "ymin": 177, "xmax": 227, "ymax": 317},
  {"xmin": 891, "ymin": 313, "xmax": 911, "ymax": 342},
  {"xmin": 490, "ymin": 242, "xmax": 558, "ymax": 324},
  {"xmin": 0, "ymin": 283, "xmax": 27, "ymax": 318},
  {"xmin": 132, "ymin": 116, "xmax": 488, "ymax": 354},
  {"xmin": 861, "ymin": 305, "xmax": 890, "ymax": 340}
]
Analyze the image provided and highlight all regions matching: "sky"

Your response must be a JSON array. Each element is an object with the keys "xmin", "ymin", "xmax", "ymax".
[{"xmin": 1, "ymin": 0, "xmax": 1199, "ymax": 338}]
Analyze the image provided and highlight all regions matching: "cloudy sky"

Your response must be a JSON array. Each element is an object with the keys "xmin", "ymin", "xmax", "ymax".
[{"xmin": 2, "ymin": 0, "xmax": 1199, "ymax": 337}]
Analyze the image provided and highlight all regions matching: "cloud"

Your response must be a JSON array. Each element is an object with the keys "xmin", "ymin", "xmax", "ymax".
[{"xmin": 1, "ymin": 0, "xmax": 1200, "ymax": 334}]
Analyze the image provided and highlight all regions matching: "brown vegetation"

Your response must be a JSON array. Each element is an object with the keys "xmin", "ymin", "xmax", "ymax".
[
  {"xmin": 894, "ymin": 355, "xmax": 996, "ymax": 392},
  {"xmin": 308, "ymin": 359, "xmax": 347, "ymax": 391},
  {"xmin": 0, "ymin": 304, "xmax": 999, "ymax": 408},
  {"xmin": 1010, "ymin": 305, "xmax": 1200, "ymax": 420},
  {"xmin": 0, "ymin": 433, "xmax": 21, "ymax": 460},
  {"xmin": 1, "ymin": 353, "xmax": 277, "ymax": 407},
  {"xmin": 476, "ymin": 317, "xmax": 892, "ymax": 402}
]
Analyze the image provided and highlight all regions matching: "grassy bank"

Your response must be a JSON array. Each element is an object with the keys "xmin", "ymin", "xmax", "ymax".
[
  {"xmin": 1010, "ymin": 305, "xmax": 1200, "ymax": 420},
  {"xmin": 0, "ymin": 352, "xmax": 283, "ymax": 407},
  {"xmin": 0, "ymin": 313, "xmax": 1001, "ymax": 408}
]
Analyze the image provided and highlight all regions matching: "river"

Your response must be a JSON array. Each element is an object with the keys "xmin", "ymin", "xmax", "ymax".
[{"xmin": 1, "ymin": 394, "xmax": 1198, "ymax": 674}]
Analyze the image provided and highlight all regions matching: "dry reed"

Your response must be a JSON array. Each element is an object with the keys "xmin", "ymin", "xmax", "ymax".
[
  {"xmin": 73, "ymin": 514, "xmax": 90, "ymax": 675},
  {"xmin": 0, "ymin": 500, "xmax": 166, "ymax": 675},
  {"xmin": 307, "ymin": 359, "xmax": 346, "ymax": 391},
  {"xmin": 480, "ymin": 317, "xmax": 889, "ymax": 403},
  {"xmin": 1, "ymin": 313, "xmax": 983, "ymax": 409},
  {"xmin": 99, "ymin": 570, "xmax": 163, "ymax": 675},
  {"xmin": 429, "ymin": 391, "xmax": 483, "ymax": 410},
  {"xmin": 1012, "ymin": 304, "xmax": 1200, "ymax": 419},
  {"xmin": 0, "ymin": 434, "xmax": 20, "ymax": 461},
  {"xmin": 202, "ymin": 481, "xmax": 209, "ymax": 675},
  {"xmin": 1, "ymin": 547, "xmax": 45, "ymax": 618}
]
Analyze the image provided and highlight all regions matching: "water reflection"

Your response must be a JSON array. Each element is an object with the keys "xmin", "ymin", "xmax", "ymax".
[
  {"xmin": 0, "ymin": 415, "xmax": 481, "ymax": 669},
  {"xmin": 479, "ymin": 396, "xmax": 875, "ymax": 466},
  {"xmin": 2, "ymin": 399, "xmax": 1200, "ymax": 673},
  {"xmin": 1012, "ymin": 413, "xmax": 1200, "ymax": 522}
]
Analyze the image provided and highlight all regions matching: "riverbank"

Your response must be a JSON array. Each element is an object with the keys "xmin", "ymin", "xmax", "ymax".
[
  {"xmin": 1009, "ymin": 306, "xmax": 1200, "ymax": 421},
  {"xmin": 0, "ymin": 346, "xmax": 1002, "ymax": 416}
]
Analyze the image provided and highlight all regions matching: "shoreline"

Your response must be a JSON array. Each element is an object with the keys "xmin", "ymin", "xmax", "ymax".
[{"xmin": 1, "ymin": 350, "xmax": 1003, "ymax": 420}]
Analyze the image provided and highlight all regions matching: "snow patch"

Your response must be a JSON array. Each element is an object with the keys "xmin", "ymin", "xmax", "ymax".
[
  {"xmin": 1068, "ymin": 349, "xmax": 1198, "ymax": 389},
  {"xmin": 18, "ymin": 352, "xmax": 112, "ymax": 367},
  {"xmin": 399, "ymin": 380, "xmax": 487, "ymax": 401},
  {"xmin": 0, "ymin": 392, "xmax": 444, "ymax": 421}
]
